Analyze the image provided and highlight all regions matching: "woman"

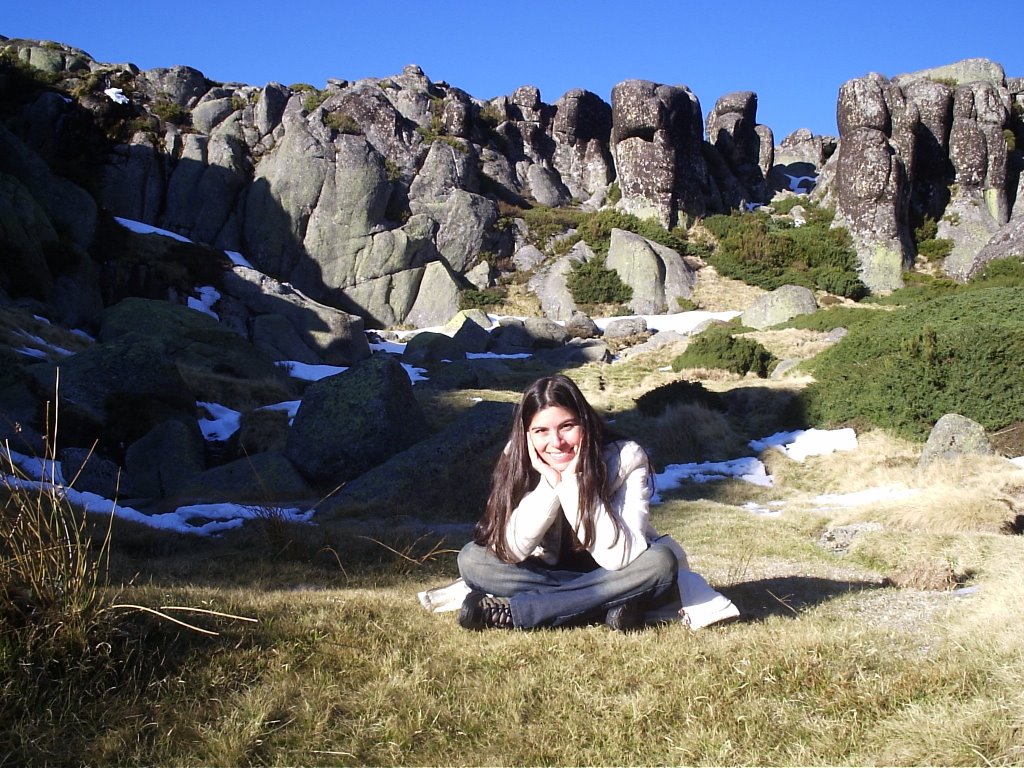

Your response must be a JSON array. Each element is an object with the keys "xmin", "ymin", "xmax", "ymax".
[{"xmin": 456, "ymin": 374, "xmax": 680, "ymax": 631}]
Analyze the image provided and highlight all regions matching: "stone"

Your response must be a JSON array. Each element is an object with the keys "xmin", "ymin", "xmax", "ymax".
[
  {"xmin": 125, "ymin": 419, "xmax": 206, "ymax": 498},
  {"xmin": 606, "ymin": 228, "xmax": 695, "ymax": 315},
  {"xmin": 564, "ymin": 311, "xmax": 600, "ymax": 340},
  {"xmin": 918, "ymin": 413, "xmax": 994, "ymax": 469},
  {"xmin": 523, "ymin": 316, "xmax": 570, "ymax": 348},
  {"xmin": 603, "ymin": 316, "xmax": 648, "ymax": 339},
  {"xmin": 284, "ymin": 353, "xmax": 429, "ymax": 485},
  {"xmin": 403, "ymin": 260, "xmax": 463, "ymax": 328},
  {"xmin": 318, "ymin": 400, "xmax": 514, "ymax": 520},
  {"xmin": 741, "ymin": 285, "xmax": 818, "ymax": 330},
  {"xmin": 181, "ymin": 450, "xmax": 313, "ymax": 504},
  {"xmin": 402, "ymin": 331, "xmax": 464, "ymax": 366}
]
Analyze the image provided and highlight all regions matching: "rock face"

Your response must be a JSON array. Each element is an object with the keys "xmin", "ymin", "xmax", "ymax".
[
  {"xmin": 818, "ymin": 59, "xmax": 1020, "ymax": 289},
  {"xmin": 706, "ymin": 91, "xmax": 773, "ymax": 206},
  {"xmin": 610, "ymin": 79, "xmax": 711, "ymax": 227}
]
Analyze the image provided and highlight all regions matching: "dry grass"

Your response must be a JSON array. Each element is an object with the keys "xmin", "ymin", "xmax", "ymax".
[{"xmin": 689, "ymin": 263, "xmax": 766, "ymax": 312}]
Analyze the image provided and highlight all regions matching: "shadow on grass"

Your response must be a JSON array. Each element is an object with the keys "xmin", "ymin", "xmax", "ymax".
[{"xmin": 718, "ymin": 575, "xmax": 888, "ymax": 622}]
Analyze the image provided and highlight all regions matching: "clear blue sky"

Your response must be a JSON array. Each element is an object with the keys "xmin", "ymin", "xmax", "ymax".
[{"xmin": 4, "ymin": 1, "xmax": 1021, "ymax": 141}]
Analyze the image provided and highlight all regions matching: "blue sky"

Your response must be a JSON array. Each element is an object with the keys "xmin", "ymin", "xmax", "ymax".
[{"xmin": 4, "ymin": 1, "xmax": 1021, "ymax": 141}]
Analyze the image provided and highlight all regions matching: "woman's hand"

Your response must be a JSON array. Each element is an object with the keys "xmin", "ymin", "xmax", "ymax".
[
  {"xmin": 527, "ymin": 436, "xmax": 564, "ymax": 488},
  {"xmin": 528, "ymin": 438, "xmax": 579, "ymax": 487}
]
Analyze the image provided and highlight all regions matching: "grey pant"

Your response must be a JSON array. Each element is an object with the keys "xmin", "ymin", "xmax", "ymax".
[{"xmin": 457, "ymin": 538, "xmax": 678, "ymax": 628}]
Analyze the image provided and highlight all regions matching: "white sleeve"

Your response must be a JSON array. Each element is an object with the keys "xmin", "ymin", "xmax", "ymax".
[
  {"xmin": 556, "ymin": 452, "xmax": 652, "ymax": 571},
  {"xmin": 503, "ymin": 480, "xmax": 562, "ymax": 562}
]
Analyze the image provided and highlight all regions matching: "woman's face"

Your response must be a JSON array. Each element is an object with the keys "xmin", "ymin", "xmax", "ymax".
[{"xmin": 527, "ymin": 405, "xmax": 583, "ymax": 472}]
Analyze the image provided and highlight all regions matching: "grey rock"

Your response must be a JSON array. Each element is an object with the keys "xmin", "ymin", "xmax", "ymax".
[
  {"xmin": 125, "ymin": 419, "xmax": 205, "ymax": 499},
  {"xmin": 27, "ymin": 334, "xmax": 195, "ymax": 445},
  {"xmin": 524, "ymin": 316, "xmax": 570, "ymax": 348},
  {"xmin": 221, "ymin": 266, "xmax": 370, "ymax": 365},
  {"xmin": 564, "ymin": 311, "xmax": 600, "ymax": 340},
  {"xmin": 192, "ymin": 97, "xmax": 236, "ymax": 134},
  {"xmin": 138, "ymin": 65, "xmax": 209, "ymax": 108},
  {"xmin": 252, "ymin": 314, "xmax": 322, "ymax": 363},
  {"xmin": 402, "ymin": 331, "xmax": 464, "ymax": 366},
  {"xmin": 603, "ymin": 316, "xmax": 648, "ymax": 339},
  {"xmin": 741, "ymin": 284, "xmax": 818, "ymax": 330},
  {"xmin": 403, "ymin": 260, "xmax": 463, "ymax": 328},
  {"xmin": 528, "ymin": 241, "xmax": 593, "ymax": 321},
  {"xmin": 443, "ymin": 309, "xmax": 492, "ymax": 353},
  {"xmin": 408, "ymin": 138, "xmax": 478, "ymax": 199},
  {"xmin": 181, "ymin": 451, "xmax": 313, "ymax": 504},
  {"xmin": 606, "ymin": 228, "xmax": 695, "ymax": 314},
  {"xmin": 488, "ymin": 319, "xmax": 535, "ymax": 355},
  {"xmin": 285, "ymin": 353, "xmax": 429, "ymax": 485},
  {"xmin": 59, "ymin": 447, "xmax": 132, "ymax": 499},
  {"xmin": 512, "ymin": 244, "xmax": 546, "ymax": 271},
  {"xmin": 536, "ymin": 339, "xmax": 613, "ymax": 366},
  {"xmin": 610, "ymin": 79, "xmax": 709, "ymax": 227},
  {"xmin": 918, "ymin": 414, "xmax": 994, "ymax": 469},
  {"xmin": 964, "ymin": 217, "xmax": 1024, "ymax": 279},
  {"xmin": 318, "ymin": 400, "xmax": 514, "ymax": 520}
]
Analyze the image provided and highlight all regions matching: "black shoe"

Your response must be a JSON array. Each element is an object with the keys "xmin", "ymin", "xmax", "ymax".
[
  {"xmin": 606, "ymin": 598, "xmax": 645, "ymax": 632},
  {"xmin": 459, "ymin": 591, "xmax": 514, "ymax": 630}
]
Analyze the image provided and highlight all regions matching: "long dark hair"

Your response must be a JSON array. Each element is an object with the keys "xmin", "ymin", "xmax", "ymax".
[{"xmin": 474, "ymin": 375, "xmax": 623, "ymax": 563}]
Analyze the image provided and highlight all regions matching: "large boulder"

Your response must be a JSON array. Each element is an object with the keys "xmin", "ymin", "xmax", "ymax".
[
  {"xmin": 964, "ymin": 217, "xmax": 1024, "ymax": 279},
  {"xmin": 98, "ymin": 297, "xmax": 292, "ymax": 409},
  {"xmin": 610, "ymin": 79, "xmax": 710, "ymax": 227},
  {"xmin": 528, "ymin": 242, "xmax": 592, "ymax": 321},
  {"xmin": 284, "ymin": 353, "xmax": 430, "ymax": 485},
  {"xmin": 318, "ymin": 400, "xmax": 514, "ymax": 520},
  {"xmin": 180, "ymin": 450, "xmax": 314, "ymax": 504},
  {"xmin": 26, "ymin": 334, "xmax": 195, "ymax": 447},
  {"xmin": 605, "ymin": 228, "xmax": 696, "ymax": 314},
  {"xmin": 219, "ymin": 266, "xmax": 370, "ymax": 365},
  {"xmin": 741, "ymin": 284, "xmax": 818, "ymax": 330},
  {"xmin": 124, "ymin": 419, "xmax": 206, "ymax": 498}
]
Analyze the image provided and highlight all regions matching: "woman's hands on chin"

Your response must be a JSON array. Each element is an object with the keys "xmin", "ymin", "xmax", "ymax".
[{"xmin": 528, "ymin": 439, "xmax": 579, "ymax": 487}]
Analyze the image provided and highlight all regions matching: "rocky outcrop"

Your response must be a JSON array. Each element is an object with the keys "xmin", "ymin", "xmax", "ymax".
[
  {"xmin": 918, "ymin": 413, "xmax": 994, "ymax": 469},
  {"xmin": 828, "ymin": 73, "xmax": 916, "ymax": 292},
  {"xmin": 610, "ymin": 79, "xmax": 711, "ymax": 227},
  {"xmin": 706, "ymin": 91, "xmax": 773, "ymax": 206},
  {"xmin": 820, "ymin": 59, "xmax": 1019, "ymax": 288}
]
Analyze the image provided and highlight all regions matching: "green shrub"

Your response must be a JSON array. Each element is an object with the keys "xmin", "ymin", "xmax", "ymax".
[
  {"xmin": 151, "ymin": 99, "xmax": 189, "ymax": 126},
  {"xmin": 460, "ymin": 287, "xmax": 506, "ymax": 310},
  {"xmin": 671, "ymin": 326, "xmax": 775, "ymax": 377},
  {"xmin": 516, "ymin": 205, "xmax": 585, "ymax": 248},
  {"xmin": 914, "ymin": 216, "xmax": 954, "ymax": 263},
  {"xmin": 606, "ymin": 182, "xmax": 622, "ymax": 205},
  {"xmin": 302, "ymin": 88, "xmax": 329, "ymax": 112},
  {"xmin": 324, "ymin": 110, "xmax": 362, "ymax": 135},
  {"xmin": 634, "ymin": 379, "xmax": 724, "ymax": 416},
  {"xmin": 566, "ymin": 258, "xmax": 633, "ymax": 305},
  {"xmin": 804, "ymin": 286, "xmax": 1024, "ymax": 439},
  {"xmin": 702, "ymin": 206, "xmax": 866, "ymax": 299},
  {"xmin": 576, "ymin": 209, "xmax": 688, "ymax": 258},
  {"xmin": 780, "ymin": 306, "xmax": 885, "ymax": 333}
]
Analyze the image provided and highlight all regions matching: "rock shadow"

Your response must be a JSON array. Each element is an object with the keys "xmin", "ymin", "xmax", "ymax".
[{"xmin": 718, "ymin": 575, "xmax": 888, "ymax": 622}]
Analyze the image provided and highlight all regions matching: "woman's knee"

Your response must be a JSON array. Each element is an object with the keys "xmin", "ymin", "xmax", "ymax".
[
  {"xmin": 457, "ymin": 541, "xmax": 490, "ymax": 582},
  {"xmin": 646, "ymin": 539, "xmax": 679, "ymax": 580}
]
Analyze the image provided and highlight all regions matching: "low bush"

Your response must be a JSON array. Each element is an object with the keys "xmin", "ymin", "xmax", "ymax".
[
  {"xmin": 702, "ymin": 206, "xmax": 866, "ymax": 299},
  {"xmin": 634, "ymin": 379, "xmax": 724, "ymax": 417},
  {"xmin": 566, "ymin": 258, "xmax": 632, "ymax": 306},
  {"xmin": 671, "ymin": 326, "xmax": 775, "ymax": 378},
  {"xmin": 804, "ymin": 286, "xmax": 1024, "ymax": 440},
  {"xmin": 576, "ymin": 209, "xmax": 689, "ymax": 257},
  {"xmin": 459, "ymin": 287, "xmax": 506, "ymax": 311}
]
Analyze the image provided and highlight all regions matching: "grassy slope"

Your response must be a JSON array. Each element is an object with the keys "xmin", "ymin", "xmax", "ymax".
[{"xmin": 4, "ymin": 306, "xmax": 1024, "ymax": 766}]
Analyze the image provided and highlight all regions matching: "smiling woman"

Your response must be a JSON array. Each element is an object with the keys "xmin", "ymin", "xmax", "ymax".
[{"xmin": 449, "ymin": 374, "xmax": 739, "ymax": 632}]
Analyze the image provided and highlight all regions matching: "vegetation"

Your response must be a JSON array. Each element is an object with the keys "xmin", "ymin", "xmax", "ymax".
[
  {"xmin": 672, "ymin": 325, "xmax": 776, "ymax": 378},
  {"xmin": 459, "ymin": 287, "xmax": 506, "ymax": 311},
  {"xmin": 566, "ymin": 257, "xmax": 633, "ymax": 306},
  {"xmin": 805, "ymin": 286, "xmax": 1024, "ymax": 439},
  {"xmin": 913, "ymin": 216, "xmax": 954, "ymax": 263},
  {"xmin": 150, "ymin": 99, "xmax": 189, "ymax": 126},
  {"xmin": 702, "ymin": 205, "xmax": 867, "ymax": 299},
  {"xmin": 323, "ymin": 109, "xmax": 362, "ymax": 135}
]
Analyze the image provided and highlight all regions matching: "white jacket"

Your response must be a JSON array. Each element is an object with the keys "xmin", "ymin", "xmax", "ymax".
[{"xmin": 505, "ymin": 440, "xmax": 657, "ymax": 571}]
